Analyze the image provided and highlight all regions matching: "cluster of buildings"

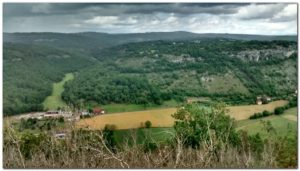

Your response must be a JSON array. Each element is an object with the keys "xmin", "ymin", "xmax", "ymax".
[
  {"xmin": 17, "ymin": 106, "xmax": 106, "ymax": 122},
  {"xmin": 256, "ymin": 95, "xmax": 272, "ymax": 105},
  {"xmin": 80, "ymin": 107, "xmax": 105, "ymax": 116}
]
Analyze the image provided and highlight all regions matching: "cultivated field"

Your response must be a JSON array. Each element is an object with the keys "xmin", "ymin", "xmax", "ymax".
[
  {"xmin": 237, "ymin": 107, "xmax": 297, "ymax": 138},
  {"xmin": 77, "ymin": 108, "xmax": 177, "ymax": 130},
  {"xmin": 76, "ymin": 100, "xmax": 288, "ymax": 130},
  {"xmin": 227, "ymin": 100, "xmax": 288, "ymax": 120}
]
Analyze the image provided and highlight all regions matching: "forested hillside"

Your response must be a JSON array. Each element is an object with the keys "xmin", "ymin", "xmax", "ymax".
[
  {"xmin": 3, "ymin": 32, "xmax": 298, "ymax": 115},
  {"xmin": 3, "ymin": 43, "xmax": 95, "ymax": 115},
  {"xmin": 62, "ymin": 39, "xmax": 297, "ymax": 107}
]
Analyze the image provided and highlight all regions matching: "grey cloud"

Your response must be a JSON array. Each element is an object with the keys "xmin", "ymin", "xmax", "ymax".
[
  {"xmin": 237, "ymin": 3, "xmax": 296, "ymax": 21},
  {"xmin": 4, "ymin": 3, "xmax": 248, "ymax": 17},
  {"xmin": 3, "ymin": 3, "xmax": 297, "ymax": 35}
]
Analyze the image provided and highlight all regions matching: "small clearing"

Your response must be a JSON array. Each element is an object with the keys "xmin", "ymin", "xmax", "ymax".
[{"xmin": 42, "ymin": 73, "xmax": 74, "ymax": 110}]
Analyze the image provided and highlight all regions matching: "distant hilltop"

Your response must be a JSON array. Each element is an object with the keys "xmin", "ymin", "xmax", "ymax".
[{"xmin": 4, "ymin": 31, "xmax": 297, "ymax": 50}]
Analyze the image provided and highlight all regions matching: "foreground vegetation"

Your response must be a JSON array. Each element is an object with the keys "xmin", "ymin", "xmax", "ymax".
[{"xmin": 3, "ymin": 103, "xmax": 296, "ymax": 168}]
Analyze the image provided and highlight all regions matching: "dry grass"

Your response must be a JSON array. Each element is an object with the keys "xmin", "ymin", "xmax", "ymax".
[
  {"xmin": 3, "ymin": 126, "xmax": 282, "ymax": 169},
  {"xmin": 227, "ymin": 100, "xmax": 288, "ymax": 120},
  {"xmin": 76, "ymin": 108, "xmax": 177, "ymax": 130},
  {"xmin": 77, "ymin": 100, "xmax": 288, "ymax": 130}
]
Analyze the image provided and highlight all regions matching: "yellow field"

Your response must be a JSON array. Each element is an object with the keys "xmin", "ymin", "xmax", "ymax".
[
  {"xmin": 76, "ymin": 100, "xmax": 288, "ymax": 130},
  {"xmin": 76, "ymin": 108, "xmax": 177, "ymax": 130},
  {"xmin": 227, "ymin": 100, "xmax": 288, "ymax": 120}
]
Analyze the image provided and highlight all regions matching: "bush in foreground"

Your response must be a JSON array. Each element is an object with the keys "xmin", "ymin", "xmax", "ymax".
[{"xmin": 3, "ymin": 103, "xmax": 297, "ymax": 169}]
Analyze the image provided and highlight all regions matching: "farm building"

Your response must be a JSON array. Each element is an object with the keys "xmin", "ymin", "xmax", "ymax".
[
  {"xmin": 256, "ymin": 99, "xmax": 262, "ymax": 105},
  {"xmin": 93, "ymin": 107, "xmax": 105, "ymax": 115},
  {"xmin": 43, "ymin": 110, "xmax": 61, "ymax": 118},
  {"xmin": 256, "ymin": 95, "xmax": 271, "ymax": 105},
  {"xmin": 261, "ymin": 95, "xmax": 271, "ymax": 102},
  {"xmin": 80, "ymin": 111, "xmax": 90, "ymax": 116}
]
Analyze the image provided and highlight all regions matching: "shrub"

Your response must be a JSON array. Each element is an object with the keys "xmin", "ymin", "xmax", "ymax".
[
  {"xmin": 20, "ymin": 132, "xmax": 46, "ymax": 159},
  {"xmin": 288, "ymin": 97, "xmax": 297, "ymax": 108},
  {"xmin": 143, "ymin": 141, "xmax": 158, "ymax": 152},
  {"xmin": 250, "ymin": 111, "xmax": 272, "ymax": 120},
  {"xmin": 262, "ymin": 110, "xmax": 271, "ymax": 117},
  {"xmin": 172, "ymin": 103, "xmax": 238, "ymax": 148},
  {"xmin": 249, "ymin": 133, "xmax": 264, "ymax": 158},
  {"xmin": 103, "ymin": 125, "xmax": 117, "ymax": 151},
  {"xmin": 274, "ymin": 107, "xmax": 284, "ymax": 115},
  {"xmin": 58, "ymin": 117, "xmax": 64, "ymax": 123},
  {"xmin": 145, "ymin": 120, "xmax": 152, "ymax": 128}
]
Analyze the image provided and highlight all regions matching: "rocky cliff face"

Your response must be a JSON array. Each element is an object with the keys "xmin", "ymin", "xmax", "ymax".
[{"xmin": 232, "ymin": 46, "xmax": 296, "ymax": 62}]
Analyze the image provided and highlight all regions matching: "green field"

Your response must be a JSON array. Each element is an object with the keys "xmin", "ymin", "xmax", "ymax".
[
  {"xmin": 237, "ymin": 107, "xmax": 297, "ymax": 138},
  {"xmin": 114, "ymin": 127, "xmax": 175, "ymax": 145},
  {"xmin": 102, "ymin": 99, "xmax": 180, "ymax": 113},
  {"xmin": 42, "ymin": 73, "xmax": 74, "ymax": 110}
]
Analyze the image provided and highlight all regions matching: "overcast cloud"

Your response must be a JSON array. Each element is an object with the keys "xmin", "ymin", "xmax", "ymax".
[{"xmin": 3, "ymin": 3, "xmax": 298, "ymax": 35}]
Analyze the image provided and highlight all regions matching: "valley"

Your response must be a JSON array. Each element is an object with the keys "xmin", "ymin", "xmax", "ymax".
[{"xmin": 3, "ymin": 31, "xmax": 298, "ymax": 169}]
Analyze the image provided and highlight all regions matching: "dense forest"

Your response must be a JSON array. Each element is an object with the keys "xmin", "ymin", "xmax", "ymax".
[
  {"xmin": 62, "ymin": 39, "xmax": 297, "ymax": 108},
  {"xmin": 3, "ymin": 43, "xmax": 95, "ymax": 115}
]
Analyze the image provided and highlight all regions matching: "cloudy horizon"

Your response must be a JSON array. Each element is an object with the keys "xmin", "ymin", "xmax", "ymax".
[{"xmin": 3, "ymin": 3, "xmax": 298, "ymax": 35}]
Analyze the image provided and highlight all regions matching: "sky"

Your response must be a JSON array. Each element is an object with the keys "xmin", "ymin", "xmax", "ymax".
[{"xmin": 3, "ymin": 3, "xmax": 298, "ymax": 35}]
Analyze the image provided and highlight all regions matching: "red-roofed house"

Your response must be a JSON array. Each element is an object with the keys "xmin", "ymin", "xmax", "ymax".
[{"xmin": 93, "ymin": 107, "xmax": 105, "ymax": 115}]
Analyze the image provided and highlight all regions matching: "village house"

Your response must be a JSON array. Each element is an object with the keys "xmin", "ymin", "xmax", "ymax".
[
  {"xmin": 256, "ymin": 99, "xmax": 262, "ymax": 105},
  {"xmin": 93, "ymin": 107, "xmax": 105, "ymax": 115},
  {"xmin": 256, "ymin": 96, "xmax": 262, "ymax": 105}
]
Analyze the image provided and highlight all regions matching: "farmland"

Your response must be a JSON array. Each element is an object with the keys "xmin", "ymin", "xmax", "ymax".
[
  {"xmin": 237, "ymin": 107, "xmax": 297, "ymax": 138},
  {"xmin": 77, "ymin": 108, "xmax": 177, "ymax": 130},
  {"xmin": 76, "ymin": 100, "xmax": 288, "ymax": 130},
  {"xmin": 227, "ymin": 100, "xmax": 288, "ymax": 120},
  {"xmin": 42, "ymin": 73, "xmax": 74, "ymax": 110},
  {"xmin": 111, "ymin": 106, "xmax": 297, "ymax": 146}
]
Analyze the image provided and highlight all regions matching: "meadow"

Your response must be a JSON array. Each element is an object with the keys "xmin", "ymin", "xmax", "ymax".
[
  {"xmin": 42, "ymin": 73, "xmax": 74, "ymax": 110},
  {"xmin": 237, "ymin": 107, "xmax": 297, "ymax": 138},
  {"xmin": 101, "ymin": 100, "xmax": 179, "ymax": 113}
]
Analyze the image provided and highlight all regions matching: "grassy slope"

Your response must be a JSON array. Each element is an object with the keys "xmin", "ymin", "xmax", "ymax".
[{"xmin": 43, "ymin": 73, "xmax": 74, "ymax": 110}]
